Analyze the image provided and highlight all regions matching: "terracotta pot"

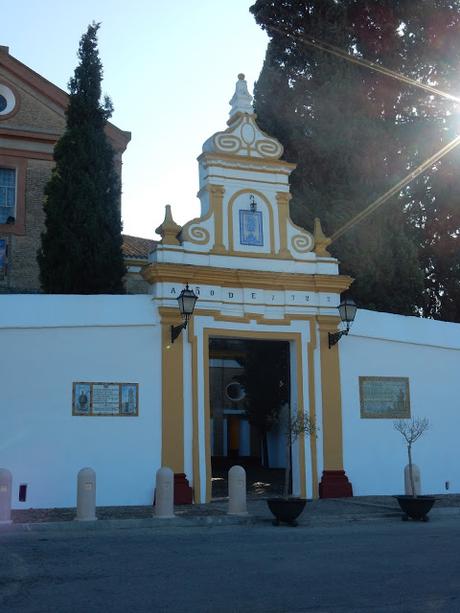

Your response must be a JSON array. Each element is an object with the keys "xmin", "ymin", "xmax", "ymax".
[
  {"xmin": 394, "ymin": 495, "xmax": 437, "ymax": 522},
  {"xmin": 267, "ymin": 497, "xmax": 306, "ymax": 526}
]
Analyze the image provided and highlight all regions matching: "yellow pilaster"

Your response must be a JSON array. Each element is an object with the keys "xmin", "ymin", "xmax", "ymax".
[
  {"xmin": 160, "ymin": 308, "xmax": 184, "ymax": 473},
  {"xmin": 209, "ymin": 185, "xmax": 226, "ymax": 253},
  {"xmin": 317, "ymin": 316, "xmax": 344, "ymax": 471},
  {"xmin": 306, "ymin": 320, "xmax": 319, "ymax": 498},
  {"xmin": 188, "ymin": 320, "xmax": 202, "ymax": 503},
  {"xmin": 275, "ymin": 191, "xmax": 292, "ymax": 258}
]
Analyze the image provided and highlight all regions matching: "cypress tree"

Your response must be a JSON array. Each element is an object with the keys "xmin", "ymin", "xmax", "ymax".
[
  {"xmin": 250, "ymin": 1, "xmax": 460, "ymax": 318},
  {"xmin": 38, "ymin": 23, "xmax": 126, "ymax": 294}
]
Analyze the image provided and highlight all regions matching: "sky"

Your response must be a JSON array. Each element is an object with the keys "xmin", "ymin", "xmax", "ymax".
[{"xmin": 2, "ymin": 0, "xmax": 270, "ymax": 239}]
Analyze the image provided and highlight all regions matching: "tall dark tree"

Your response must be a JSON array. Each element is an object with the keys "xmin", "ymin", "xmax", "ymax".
[
  {"xmin": 250, "ymin": 1, "xmax": 460, "ymax": 319},
  {"xmin": 38, "ymin": 23, "xmax": 125, "ymax": 294}
]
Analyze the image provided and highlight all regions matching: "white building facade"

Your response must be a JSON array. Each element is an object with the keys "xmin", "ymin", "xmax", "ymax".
[{"xmin": 1, "ymin": 76, "xmax": 459, "ymax": 509}]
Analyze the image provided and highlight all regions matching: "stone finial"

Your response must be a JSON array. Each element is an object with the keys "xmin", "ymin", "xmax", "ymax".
[
  {"xmin": 229, "ymin": 73, "xmax": 254, "ymax": 118},
  {"xmin": 313, "ymin": 217, "xmax": 332, "ymax": 257},
  {"xmin": 155, "ymin": 205, "xmax": 181, "ymax": 245}
]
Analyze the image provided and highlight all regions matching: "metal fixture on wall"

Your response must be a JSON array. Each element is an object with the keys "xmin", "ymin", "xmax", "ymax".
[
  {"xmin": 171, "ymin": 283, "xmax": 198, "ymax": 343},
  {"xmin": 328, "ymin": 297, "xmax": 357, "ymax": 349}
]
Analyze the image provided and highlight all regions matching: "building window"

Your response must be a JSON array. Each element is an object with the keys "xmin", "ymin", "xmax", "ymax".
[
  {"xmin": 0, "ymin": 168, "xmax": 16, "ymax": 224},
  {"xmin": 0, "ymin": 156, "xmax": 26, "ymax": 234},
  {"xmin": 0, "ymin": 82, "xmax": 18, "ymax": 119}
]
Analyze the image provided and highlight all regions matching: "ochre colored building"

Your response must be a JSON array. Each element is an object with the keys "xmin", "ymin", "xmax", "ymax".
[{"xmin": 0, "ymin": 45, "xmax": 131, "ymax": 292}]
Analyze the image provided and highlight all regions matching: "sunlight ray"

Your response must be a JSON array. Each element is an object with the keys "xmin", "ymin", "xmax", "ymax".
[
  {"xmin": 330, "ymin": 134, "xmax": 460, "ymax": 242},
  {"xmin": 267, "ymin": 24, "xmax": 460, "ymax": 104}
]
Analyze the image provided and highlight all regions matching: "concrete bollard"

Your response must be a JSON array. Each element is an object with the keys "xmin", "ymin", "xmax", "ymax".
[
  {"xmin": 154, "ymin": 467, "xmax": 175, "ymax": 518},
  {"xmin": 228, "ymin": 465, "xmax": 248, "ymax": 516},
  {"xmin": 75, "ymin": 467, "xmax": 97, "ymax": 521},
  {"xmin": 0, "ymin": 469, "xmax": 13, "ymax": 525},
  {"xmin": 404, "ymin": 464, "xmax": 421, "ymax": 496}
]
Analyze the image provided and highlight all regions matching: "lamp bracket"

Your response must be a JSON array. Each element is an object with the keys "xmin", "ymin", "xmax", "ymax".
[
  {"xmin": 328, "ymin": 328, "xmax": 349, "ymax": 349},
  {"xmin": 171, "ymin": 322, "xmax": 187, "ymax": 344}
]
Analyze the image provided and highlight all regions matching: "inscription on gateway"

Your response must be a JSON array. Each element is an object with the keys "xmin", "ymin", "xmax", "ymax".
[
  {"xmin": 359, "ymin": 376, "xmax": 410, "ymax": 419},
  {"xmin": 72, "ymin": 382, "xmax": 139, "ymax": 416},
  {"xmin": 167, "ymin": 286, "xmax": 333, "ymax": 306}
]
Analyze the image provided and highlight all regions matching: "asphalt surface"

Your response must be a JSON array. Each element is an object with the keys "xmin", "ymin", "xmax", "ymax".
[{"xmin": 1, "ymin": 515, "xmax": 460, "ymax": 613}]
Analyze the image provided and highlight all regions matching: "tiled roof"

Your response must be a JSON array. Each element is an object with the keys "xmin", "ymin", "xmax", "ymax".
[{"xmin": 122, "ymin": 234, "xmax": 157, "ymax": 260}]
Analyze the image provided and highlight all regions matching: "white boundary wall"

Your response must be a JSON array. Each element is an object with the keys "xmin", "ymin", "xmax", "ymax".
[
  {"xmin": 2, "ymin": 297, "xmax": 460, "ymax": 508},
  {"xmin": 1, "ymin": 295, "xmax": 162, "ymax": 509},
  {"xmin": 340, "ymin": 310, "xmax": 460, "ymax": 496}
]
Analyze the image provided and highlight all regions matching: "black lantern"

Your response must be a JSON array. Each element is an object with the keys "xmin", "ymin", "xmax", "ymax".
[
  {"xmin": 171, "ymin": 284, "xmax": 198, "ymax": 343},
  {"xmin": 328, "ymin": 296, "xmax": 357, "ymax": 348}
]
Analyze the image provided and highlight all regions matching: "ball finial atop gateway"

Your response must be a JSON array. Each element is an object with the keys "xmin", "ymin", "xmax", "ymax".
[{"xmin": 229, "ymin": 73, "xmax": 254, "ymax": 117}]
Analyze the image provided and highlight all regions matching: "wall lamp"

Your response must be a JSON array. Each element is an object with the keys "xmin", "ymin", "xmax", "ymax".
[
  {"xmin": 171, "ymin": 284, "xmax": 198, "ymax": 344},
  {"xmin": 328, "ymin": 296, "xmax": 357, "ymax": 349}
]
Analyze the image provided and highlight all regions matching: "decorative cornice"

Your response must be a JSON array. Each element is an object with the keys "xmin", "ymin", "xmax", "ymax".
[
  {"xmin": 142, "ymin": 262, "xmax": 353, "ymax": 294},
  {"xmin": 198, "ymin": 151, "xmax": 296, "ymax": 173},
  {"xmin": 0, "ymin": 127, "xmax": 61, "ymax": 143}
]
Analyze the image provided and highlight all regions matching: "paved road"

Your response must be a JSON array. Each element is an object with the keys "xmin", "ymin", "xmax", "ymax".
[{"xmin": 1, "ymin": 518, "xmax": 459, "ymax": 612}]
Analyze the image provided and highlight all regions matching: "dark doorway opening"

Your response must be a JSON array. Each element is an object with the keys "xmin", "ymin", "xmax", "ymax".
[{"xmin": 209, "ymin": 337, "xmax": 290, "ymax": 499}]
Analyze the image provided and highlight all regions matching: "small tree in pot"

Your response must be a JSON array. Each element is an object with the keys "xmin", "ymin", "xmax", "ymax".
[
  {"xmin": 267, "ymin": 408, "xmax": 317, "ymax": 526},
  {"xmin": 282, "ymin": 410, "xmax": 317, "ymax": 499},
  {"xmin": 393, "ymin": 416, "xmax": 436, "ymax": 521}
]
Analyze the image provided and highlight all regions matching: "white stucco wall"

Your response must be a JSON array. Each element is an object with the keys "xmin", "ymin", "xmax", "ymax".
[
  {"xmin": 3, "ymin": 295, "xmax": 460, "ymax": 508},
  {"xmin": 340, "ymin": 310, "xmax": 460, "ymax": 496},
  {"xmin": 1, "ymin": 295, "xmax": 162, "ymax": 509}
]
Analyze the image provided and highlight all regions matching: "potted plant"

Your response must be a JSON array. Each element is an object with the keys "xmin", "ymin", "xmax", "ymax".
[
  {"xmin": 267, "ymin": 409, "xmax": 317, "ymax": 527},
  {"xmin": 393, "ymin": 416, "xmax": 436, "ymax": 521}
]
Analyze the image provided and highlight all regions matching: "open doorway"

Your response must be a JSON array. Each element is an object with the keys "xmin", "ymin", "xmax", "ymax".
[{"xmin": 209, "ymin": 337, "xmax": 290, "ymax": 499}]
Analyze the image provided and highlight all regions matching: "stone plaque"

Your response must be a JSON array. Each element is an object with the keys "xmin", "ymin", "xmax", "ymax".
[
  {"xmin": 359, "ymin": 376, "xmax": 410, "ymax": 419},
  {"xmin": 72, "ymin": 382, "xmax": 139, "ymax": 417}
]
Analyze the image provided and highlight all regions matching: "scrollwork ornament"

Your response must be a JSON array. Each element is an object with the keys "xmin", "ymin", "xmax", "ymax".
[
  {"xmin": 291, "ymin": 233, "xmax": 314, "ymax": 253},
  {"xmin": 214, "ymin": 134, "xmax": 242, "ymax": 154},
  {"xmin": 189, "ymin": 226, "xmax": 210, "ymax": 245},
  {"xmin": 255, "ymin": 139, "xmax": 283, "ymax": 158}
]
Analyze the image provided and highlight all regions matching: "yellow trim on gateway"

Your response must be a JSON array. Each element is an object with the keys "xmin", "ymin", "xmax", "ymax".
[
  {"xmin": 189, "ymin": 314, "xmax": 320, "ymax": 502},
  {"xmin": 142, "ymin": 262, "xmax": 352, "ymax": 294},
  {"xmin": 317, "ymin": 315, "xmax": 344, "ymax": 471},
  {"xmin": 159, "ymin": 307, "xmax": 185, "ymax": 474},
  {"xmin": 198, "ymin": 151, "xmax": 296, "ymax": 171}
]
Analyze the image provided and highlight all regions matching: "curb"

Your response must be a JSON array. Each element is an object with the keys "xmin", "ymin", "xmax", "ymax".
[
  {"xmin": 2, "ymin": 508, "xmax": 458, "ymax": 535},
  {"xmin": 0, "ymin": 512, "xmax": 400, "ymax": 534},
  {"xmin": 0, "ymin": 514, "xmax": 257, "ymax": 534}
]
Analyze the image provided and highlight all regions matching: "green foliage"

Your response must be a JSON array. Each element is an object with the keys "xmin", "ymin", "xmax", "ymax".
[
  {"xmin": 38, "ymin": 23, "xmax": 125, "ymax": 294},
  {"xmin": 250, "ymin": 0, "xmax": 460, "ymax": 319}
]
